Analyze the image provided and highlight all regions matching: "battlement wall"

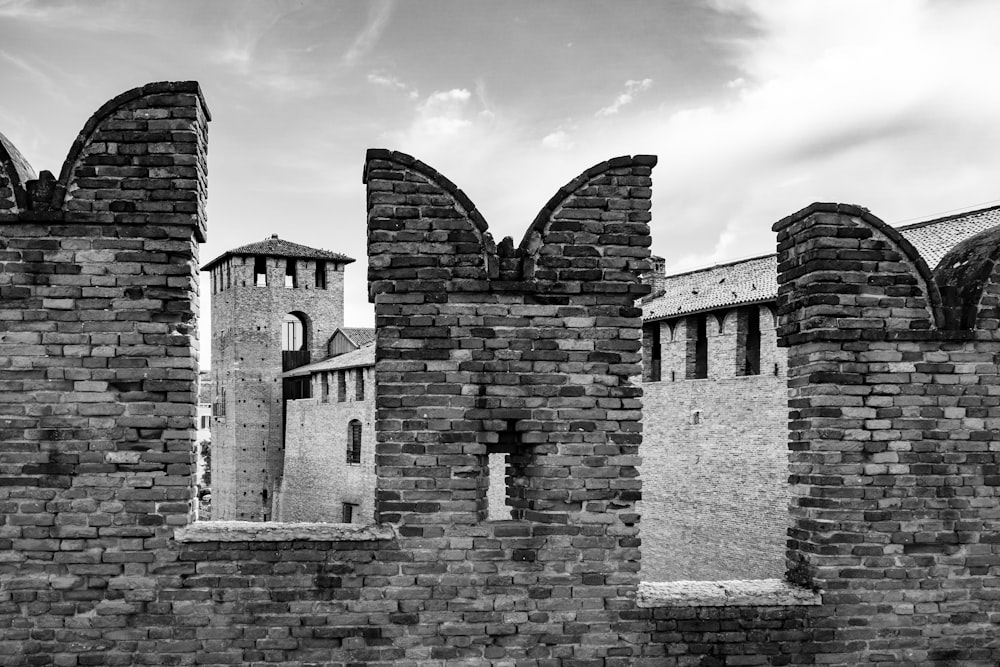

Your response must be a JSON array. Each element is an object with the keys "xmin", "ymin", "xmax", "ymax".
[{"xmin": 3, "ymin": 84, "xmax": 1000, "ymax": 664}]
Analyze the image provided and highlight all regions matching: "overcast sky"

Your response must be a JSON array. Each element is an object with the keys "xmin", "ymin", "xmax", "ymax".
[{"xmin": 3, "ymin": 0, "xmax": 1000, "ymax": 369}]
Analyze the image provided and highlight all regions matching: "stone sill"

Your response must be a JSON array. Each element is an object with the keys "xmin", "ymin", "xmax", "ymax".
[
  {"xmin": 174, "ymin": 521, "xmax": 396, "ymax": 543},
  {"xmin": 637, "ymin": 579, "xmax": 821, "ymax": 608}
]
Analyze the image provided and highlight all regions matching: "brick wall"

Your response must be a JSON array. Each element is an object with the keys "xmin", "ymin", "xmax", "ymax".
[
  {"xmin": 6, "ymin": 88, "xmax": 1000, "ymax": 663},
  {"xmin": 208, "ymin": 254, "xmax": 346, "ymax": 520},
  {"xmin": 278, "ymin": 367, "xmax": 376, "ymax": 523},
  {"xmin": 640, "ymin": 304, "xmax": 790, "ymax": 581}
]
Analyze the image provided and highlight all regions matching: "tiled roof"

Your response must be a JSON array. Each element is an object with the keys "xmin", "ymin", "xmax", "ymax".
[
  {"xmin": 339, "ymin": 327, "xmax": 376, "ymax": 348},
  {"xmin": 0, "ymin": 131, "xmax": 37, "ymax": 184},
  {"xmin": 643, "ymin": 205, "xmax": 1000, "ymax": 322},
  {"xmin": 201, "ymin": 235, "xmax": 354, "ymax": 272},
  {"xmin": 282, "ymin": 343, "xmax": 374, "ymax": 378}
]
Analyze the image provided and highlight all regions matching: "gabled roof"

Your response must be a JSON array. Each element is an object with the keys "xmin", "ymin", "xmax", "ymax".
[
  {"xmin": 201, "ymin": 235, "xmax": 354, "ymax": 272},
  {"xmin": 643, "ymin": 204, "xmax": 1000, "ymax": 322},
  {"xmin": 282, "ymin": 342, "xmax": 375, "ymax": 378},
  {"xmin": 337, "ymin": 327, "xmax": 376, "ymax": 348}
]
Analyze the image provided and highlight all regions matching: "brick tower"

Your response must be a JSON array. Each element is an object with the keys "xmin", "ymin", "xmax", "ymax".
[{"xmin": 204, "ymin": 236, "xmax": 353, "ymax": 520}]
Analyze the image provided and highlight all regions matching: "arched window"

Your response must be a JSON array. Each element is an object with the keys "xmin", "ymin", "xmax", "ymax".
[
  {"xmin": 281, "ymin": 313, "xmax": 305, "ymax": 351},
  {"xmin": 346, "ymin": 420, "xmax": 362, "ymax": 464}
]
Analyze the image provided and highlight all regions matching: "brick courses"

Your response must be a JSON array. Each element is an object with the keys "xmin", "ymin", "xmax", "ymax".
[{"xmin": 5, "ymin": 83, "xmax": 1000, "ymax": 664}]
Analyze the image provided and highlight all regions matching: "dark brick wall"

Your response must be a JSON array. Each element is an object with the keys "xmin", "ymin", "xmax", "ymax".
[{"xmin": 5, "ymin": 86, "xmax": 1000, "ymax": 664}]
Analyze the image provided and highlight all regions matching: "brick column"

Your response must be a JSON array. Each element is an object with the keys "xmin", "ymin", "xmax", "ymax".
[{"xmin": 0, "ymin": 82, "xmax": 208, "ymax": 609}]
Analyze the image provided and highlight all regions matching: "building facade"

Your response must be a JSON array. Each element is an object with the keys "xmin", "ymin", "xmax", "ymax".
[
  {"xmin": 205, "ymin": 205, "xmax": 1000, "ymax": 580},
  {"xmin": 639, "ymin": 204, "xmax": 1000, "ymax": 580},
  {"xmin": 203, "ymin": 237, "xmax": 353, "ymax": 520}
]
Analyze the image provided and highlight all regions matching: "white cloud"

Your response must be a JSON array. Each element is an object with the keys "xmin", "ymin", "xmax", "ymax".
[
  {"xmin": 412, "ymin": 89, "xmax": 474, "ymax": 136},
  {"xmin": 367, "ymin": 72, "xmax": 418, "ymax": 99},
  {"xmin": 596, "ymin": 78, "xmax": 653, "ymax": 117},
  {"xmin": 541, "ymin": 130, "xmax": 575, "ymax": 151},
  {"xmin": 343, "ymin": 0, "xmax": 393, "ymax": 66}
]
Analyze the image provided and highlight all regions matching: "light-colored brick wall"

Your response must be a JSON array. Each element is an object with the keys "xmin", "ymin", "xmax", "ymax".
[
  {"xmin": 640, "ymin": 303, "xmax": 789, "ymax": 581},
  {"xmin": 278, "ymin": 366, "xmax": 376, "ymax": 522},
  {"xmin": 209, "ymin": 254, "xmax": 346, "ymax": 520}
]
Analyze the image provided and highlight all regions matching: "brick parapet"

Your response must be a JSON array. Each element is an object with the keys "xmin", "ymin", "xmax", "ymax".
[{"xmin": 37, "ymin": 81, "xmax": 211, "ymax": 241}]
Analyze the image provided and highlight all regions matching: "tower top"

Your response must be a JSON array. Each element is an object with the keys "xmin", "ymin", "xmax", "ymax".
[{"xmin": 201, "ymin": 235, "xmax": 355, "ymax": 272}]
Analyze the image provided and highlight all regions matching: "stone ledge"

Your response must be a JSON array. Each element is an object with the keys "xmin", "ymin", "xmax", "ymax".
[
  {"xmin": 637, "ymin": 579, "xmax": 821, "ymax": 608},
  {"xmin": 174, "ymin": 521, "xmax": 396, "ymax": 543}
]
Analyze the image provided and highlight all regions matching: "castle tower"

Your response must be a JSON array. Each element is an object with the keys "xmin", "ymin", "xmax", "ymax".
[{"xmin": 203, "ymin": 236, "xmax": 354, "ymax": 520}]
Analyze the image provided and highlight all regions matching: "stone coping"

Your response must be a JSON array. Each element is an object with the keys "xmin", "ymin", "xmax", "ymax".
[
  {"xmin": 637, "ymin": 579, "xmax": 822, "ymax": 608},
  {"xmin": 174, "ymin": 521, "xmax": 396, "ymax": 543}
]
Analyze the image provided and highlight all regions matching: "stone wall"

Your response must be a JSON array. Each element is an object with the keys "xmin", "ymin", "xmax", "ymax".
[{"xmin": 640, "ymin": 304, "xmax": 790, "ymax": 581}]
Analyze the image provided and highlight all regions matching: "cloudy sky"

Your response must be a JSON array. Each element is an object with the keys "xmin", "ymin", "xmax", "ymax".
[{"xmin": 3, "ymin": 0, "xmax": 1000, "ymax": 367}]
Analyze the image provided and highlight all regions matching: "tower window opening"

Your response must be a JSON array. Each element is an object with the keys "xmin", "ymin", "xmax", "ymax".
[
  {"xmin": 254, "ymin": 257, "xmax": 267, "ymax": 286},
  {"xmin": 355, "ymin": 369, "xmax": 364, "ymax": 401},
  {"xmin": 281, "ymin": 313, "xmax": 305, "ymax": 351},
  {"xmin": 692, "ymin": 314, "xmax": 708, "ymax": 379},
  {"xmin": 342, "ymin": 502, "xmax": 357, "ymax": 523},
  {"xmin": 284, "ymin": 259, "xmax": 297, "ymax": 288},
  {"xmin": 321, "ymin": 373, "xmax": 329, "ymax": 402},
  {"xmin": 346, "ymin": 420, "xmax": 362, "ymax": 464},
  {"xmin": 644, "ymin": 323, "xmax": 661, "ymax": 382},
  {"xmin": 316, "ymin": 260, "xmax": 327, "ymax": 289},
  {"xmin": 337, "ymin": 371, "xmax": 347, "ymax": 402},
  {"xmin": 740, "ymin": 306, "xmax": 761, "ymax": 376}
]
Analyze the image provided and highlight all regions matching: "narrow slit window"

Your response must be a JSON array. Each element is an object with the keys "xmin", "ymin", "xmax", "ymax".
[
  {"xmin": 346, "ymin": 420, "xmax": 361, "ymax": 464},
  {"xmin": 315, "ymin": 260, "xmax": 327, "ymax": 289},
  {"xmin": 355, "ymin": 369, "xmax": 364, "ymax": 401},
  {"xmin": 337, "ymin": 371, "xmax": 347, "ymax": 402},
  {"xmin": 742, "ymin": 306, "xmax": 761, "ymax": 376},
  {"xmin": 254, "ymin": 257, "xmax": 267, "ymax": 286},
  {"xmin": 321, "ymin": 373, "xmax": 329, "ymax": 402},
  {"xmin": 693, "ymin": 314, "xmax": 708, "ymax": 379}
]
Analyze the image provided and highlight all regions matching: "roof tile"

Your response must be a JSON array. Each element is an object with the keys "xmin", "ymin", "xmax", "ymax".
[{"xmin": 643, "ymin": 205, "xmax": 1000, "ymax": 321}]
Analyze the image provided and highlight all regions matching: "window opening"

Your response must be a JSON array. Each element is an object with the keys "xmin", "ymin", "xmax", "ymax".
[
  {"xmin": 645, "ymin": 323, "xmax": 661, "ymax": 381},
  {"xmin": 355, "ymin": 369, "xmax": 364, "ymax": 401},
  {"xmin": 315, "ymin": 260, "xmax": 326, "ymax": 289},
  {"xmin": 337, "ymin": 371, "xmax": 347, "ymax": 402},
  {"xmin": 693, "ymin": 314, "xmax": 708, "ymax": 379},
  {"xmin": 742, "ymin": 306, "xmax": 761, "ymax": 376},
  {"xmin": 254, "ymin": 256, "xmax": 267, "ymax": 286},
  {"xmin": 321, "ymin": 373, "xmax": 329, "ymax": 402},
  {"xmin": 281, "ymin": 313, "xmax": 305, "ymax": 351},
  {"xmin": 214, "ymin": 386, "xmax": 226, "ymax": 418},
  {"xmin": 346, "ymin": 420, "xmax": 362, "ymax": 464},
  {"xmin": 342, "ymin": 502, "xmax": 357, "ymax": 523},
  {"xmin": 284, "ymin": 258, "xmax": 297, "ymax": 288}
]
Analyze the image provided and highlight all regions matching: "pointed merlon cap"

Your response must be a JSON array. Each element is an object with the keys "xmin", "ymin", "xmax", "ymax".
[{"xmin": 201, "ymin": 235, "xmax": 355, "ymax": 271}]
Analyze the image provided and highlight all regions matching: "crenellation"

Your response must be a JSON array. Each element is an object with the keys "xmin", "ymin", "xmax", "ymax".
[{"xmin": 5, "ymin": 82, "xmax": 1000, "ymax": 664}]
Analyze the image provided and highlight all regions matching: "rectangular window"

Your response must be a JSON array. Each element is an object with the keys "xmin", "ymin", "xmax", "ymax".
[
  {"xmin": 337, "ymin": 371, "xmax": 346, "ymax": 402},
  {"xmin": 254, "ymin": 257, "xmax": 267, "ymax": 287},
  {"xmin": 284, "ymin": 259, "xmax": 297, "ymax": 288},
  {"xmin": 214, "ymin": 387, "xmax": 226, "ymax": 418},
  {"xmin": 643, "ymin": 323, "xmax": 661, "ymax": 382},
  {"xmin": 355, "ymin": 369, "xmax": 364, "ymax": 401},
  {"xmin": 346, "ymin": 420, "xmax": 362, "ymax": 465},
  {"xmin": 740, "ymin": 306, "xmax": 761, "ymax": 376},
  {"xmin": 687, "ymin": 314, "xmax": 708, "ymax": 379},
  {"xmin": 315, "ymin": 260, "xmax": 326, "ymax": 289},
  {"xmin": 321, "ymin": 373, "xmax": 329, "ymax": 402},
  {"xmin": 342, "ymin": 502, "xmax": 357, "ymax": 524}
]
